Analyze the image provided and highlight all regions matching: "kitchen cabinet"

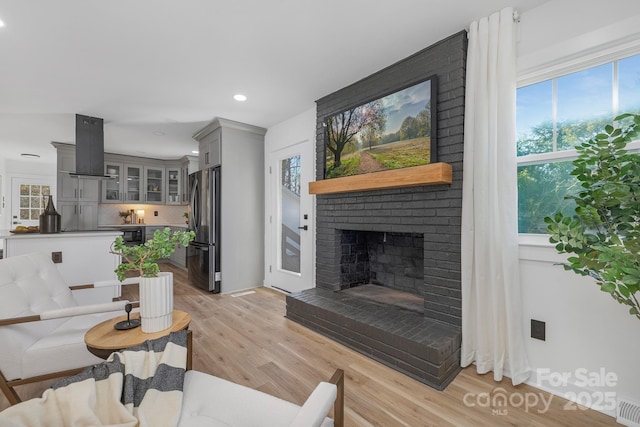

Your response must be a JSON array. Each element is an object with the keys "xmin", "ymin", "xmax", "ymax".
[
  {"xmin": 59, "ymin": 201, "xmax": 98, "ymax": 231},
  {"xmin": 144, "ymin": 166, "xmax": 165, "ymax": 204},
  {"xmin": 56, "ymin": 148, "xmax": 100, "ymax": 202},
  {"xmin": 101, "ymin": 162, "xmax": 143, "ymax": 203},
  {"xmin": 124, "ymin": 164, "xmax": 143, "ymax": 202},
  {"xmin": 55, "ymin": 142, "xmax": 193, "ymax": 209},
  {"xmin": 53, "ymin": 143, "xmax": 100, "ymax": 231},
  {"xmin": 59, "ymin": 174, "xmax": 100, "ymax": 201},
  {"xmin": 102, "ymin": 162, "xmax": 122, "ymax": 203},
  {"xmin": 166, "ymin": 157, "xmax": 196, "ymax": 206},
  {"xmin": 181, "ymin": 156, "xmax": 198, "ymax": 204},
  {"xmin": 165, "ymin": 167, "xmax": 181, "ymax": 205},
  {"xmin": 198, "ymin": 128, "xmax": 221, "ymax": 170}
]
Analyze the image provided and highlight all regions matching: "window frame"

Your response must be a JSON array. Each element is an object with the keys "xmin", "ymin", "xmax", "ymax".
[{"xmin": 516, "ymin": 48, "xmax": 640, "ymax": 240}]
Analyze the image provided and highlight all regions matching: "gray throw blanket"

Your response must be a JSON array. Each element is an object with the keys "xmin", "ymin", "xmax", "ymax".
[{"xmin": 0, "ymin": 330, "xmax": 187, "ymax": 427}]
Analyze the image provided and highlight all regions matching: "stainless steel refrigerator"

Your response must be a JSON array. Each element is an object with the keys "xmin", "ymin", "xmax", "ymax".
[{"xmin": 187, "ymin": 166, "xmax": 221, "ymax": 292}]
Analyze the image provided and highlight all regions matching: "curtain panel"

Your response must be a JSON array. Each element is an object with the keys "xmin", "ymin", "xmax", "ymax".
[{"xmin": 461, "ymin": 7, "xmax": 531, "ymax": 385}]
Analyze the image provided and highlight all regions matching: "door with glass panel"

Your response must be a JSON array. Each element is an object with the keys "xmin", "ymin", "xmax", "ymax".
[
  {"xmin": 268, "ymin": 141, "xmax": 313, "ymax": 293},
  {"xmin": 11, "ymin": 176, "xmax": 55, "ymax": 228}
]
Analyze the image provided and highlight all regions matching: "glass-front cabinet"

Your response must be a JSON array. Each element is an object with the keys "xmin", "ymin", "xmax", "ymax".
[
  {"xmin": 100, "ymin": 154, "xmax": 194, "ymax": 205},
  {"xmin": 144, "ymin": 166, "xmax": 165, "ymax": 204},
  {"xmin": 166, "ymin": 167, "xmax": 181, "ymax": 205},
  {"xmin": 102, "ymin": 163, "xmax": 122, "ymax": 203},
  {"xmin": 101, "ymin": 163, "xmax": 143, "ymax": 203},
  {"xmin": 124, "ymin": 165, "xmax": 142, "ymax": 202}
]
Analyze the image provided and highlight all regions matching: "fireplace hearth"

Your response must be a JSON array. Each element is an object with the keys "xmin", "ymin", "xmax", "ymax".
[{"xmin": 286, "ymin": 226, "xmax": 462, "ymax": 389}]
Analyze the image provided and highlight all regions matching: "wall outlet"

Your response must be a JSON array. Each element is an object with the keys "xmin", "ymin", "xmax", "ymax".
[
  {"xmin": 531, "ymin": 319, "xmax": 546, "ymax": 341},
  {"xmin": 52, "ymin": 251, "xmax": 62, "ymax": 264},
  {"xmin": 154, "ymin": 211, "xmax": 158, "ymax": 216}
]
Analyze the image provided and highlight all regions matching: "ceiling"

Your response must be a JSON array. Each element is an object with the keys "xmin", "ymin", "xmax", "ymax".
[{"xmin": 0, "ymin": 0, "xmax": 550, "ymax": 165}]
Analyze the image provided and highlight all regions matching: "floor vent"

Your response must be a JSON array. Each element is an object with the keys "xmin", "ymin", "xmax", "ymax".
[
  {"xmin": 230, "ymin": 290, "xmax": 256, "ymax": 298},
  {"xmin": 617, "ymin": 398, "xmax": 640, "ymax": 427}
]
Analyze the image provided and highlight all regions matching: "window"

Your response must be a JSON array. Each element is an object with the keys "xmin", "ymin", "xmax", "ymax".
[
  {"xmin": 517, "ymin": 52, "xmax": 640, "ymax": 234},
  {"xmin": 19, "ymin": 184, "xmax": 51, "ymax": 220}
]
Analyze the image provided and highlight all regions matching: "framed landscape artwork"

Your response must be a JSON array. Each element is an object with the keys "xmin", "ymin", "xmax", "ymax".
[{"xmin": 324, "ymin": 75, "xmax": 437, "ymax": 179}]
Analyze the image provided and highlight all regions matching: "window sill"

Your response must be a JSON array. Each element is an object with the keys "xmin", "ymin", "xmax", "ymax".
[{"xmin": 518, "ymin": 233, "xmax": 568, "ymax": 263}]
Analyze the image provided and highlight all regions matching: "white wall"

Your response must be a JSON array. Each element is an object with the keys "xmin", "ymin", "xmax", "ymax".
[
  {"xmin": 263, "ymin": 107, "xmax": 316, "ymax": 288},
  {"xmin": 517, "ymin": 0, "xmax": 640, "ymax": 415},
  {"xmin": 0, "ymin": 158, "xmax": 56, "ymax": 230},
  {"xmin": 0, "ymin": 157, "xmax": 6, "ymax": 236}
]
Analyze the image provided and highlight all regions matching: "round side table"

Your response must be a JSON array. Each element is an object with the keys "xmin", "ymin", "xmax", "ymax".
[{"xmin": 84, "ymin": 309, "xmax": 192, "ymax": 369}]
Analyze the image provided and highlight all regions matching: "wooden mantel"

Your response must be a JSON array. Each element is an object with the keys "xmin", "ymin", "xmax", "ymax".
[{"xmin": 309, "ymin": 162, "xmax": 452, "ymax": 195}]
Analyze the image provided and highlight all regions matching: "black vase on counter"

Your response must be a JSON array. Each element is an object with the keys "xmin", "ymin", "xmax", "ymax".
[{"xmin": 40, "ymin": 195, "xmax": 61, "ymax": 233}]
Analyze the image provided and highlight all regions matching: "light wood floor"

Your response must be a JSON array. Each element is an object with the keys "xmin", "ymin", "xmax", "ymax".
[{"xmin": 1, "ymin": 264, "xmax": 617, "ymax": 426}]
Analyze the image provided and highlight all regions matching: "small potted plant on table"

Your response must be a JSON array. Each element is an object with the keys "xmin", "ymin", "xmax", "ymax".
[{"xmin": 111, "ymin": 227, "xmax": 195, "ymax": 332}]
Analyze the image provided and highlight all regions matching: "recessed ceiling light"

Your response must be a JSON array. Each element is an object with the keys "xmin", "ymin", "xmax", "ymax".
[
  {"xmin": 191, "ymin": 150, "xmax": 199, "ymax": 154},
  {"xmin": 21, "ymin": 153, "xmax": 40, "ymax": 158},
  {"xmin": 233, "ymin": 94, "xmax": 247, "ymax": 102}
]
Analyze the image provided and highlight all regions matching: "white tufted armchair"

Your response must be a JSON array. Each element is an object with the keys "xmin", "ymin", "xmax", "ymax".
[{"xmin": 0, "ymin": 252, "xmax": 136, "ymax": 404}]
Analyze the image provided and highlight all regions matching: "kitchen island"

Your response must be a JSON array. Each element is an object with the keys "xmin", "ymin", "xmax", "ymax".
[{"xmin": 1, "ymin": 230, "xmax": 123, "ymax": 303}]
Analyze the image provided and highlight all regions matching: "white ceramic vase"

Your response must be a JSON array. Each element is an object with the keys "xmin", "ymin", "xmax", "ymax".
[{"xmin": 139, "ymin": 271, "xmax": 173, "ymax": 333}]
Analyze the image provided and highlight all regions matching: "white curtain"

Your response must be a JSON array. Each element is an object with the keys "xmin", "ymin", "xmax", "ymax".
[{"xmin": 461, "ymin": 7, "xmax": 531, "ymax": 385}]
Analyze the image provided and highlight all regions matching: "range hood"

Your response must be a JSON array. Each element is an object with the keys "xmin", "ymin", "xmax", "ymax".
[{"xmin": 69, "ymin": 114, "xmax": 111, "ymax": 178}]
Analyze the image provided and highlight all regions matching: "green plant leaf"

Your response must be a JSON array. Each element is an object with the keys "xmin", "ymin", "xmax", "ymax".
[
  {"xmin": 600, "ymin": 282, "xmax": 616, "ymax": 293},
  {"xmin": 545, "ymin": 113, "xmax": 640, "ymax": 321}
]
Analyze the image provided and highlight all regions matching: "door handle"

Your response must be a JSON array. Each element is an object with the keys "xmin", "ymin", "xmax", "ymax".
[{"xmin": 298, "ymin": 225, "xmax": 308, "ymax": 230}]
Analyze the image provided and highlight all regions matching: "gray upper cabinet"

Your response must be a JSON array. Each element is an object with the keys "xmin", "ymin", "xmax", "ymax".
[
  {"xmin": 124, "ymin": 164, "xmax": 143, "ymax": 202},
  {"xmin": 102, "ymin": 162, "xmax": 122, "ymax": 203},
  {"xmin": 54, "ymin": 142, "xmax": 193, "ymax": 208},
  {"xmin": 198, "ymin": 128, "xmax": 221, "ymax": 170},
  {"xmin": 165, "ymin": 166, "xmax": 181, "ymax": 205},
  {"xmin": 144, "ymin": 166, "xmax": 165, "ymax": 204},
  {"xmin": 101, "ymin": 162, "xmax": 144, "ymax": 203}
]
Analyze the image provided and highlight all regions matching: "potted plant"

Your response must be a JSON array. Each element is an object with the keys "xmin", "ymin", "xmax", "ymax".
[
  {"xmin": 111, "ymin": 227, "xmax": 195, "ymax": 332},
  {"xmin": 119, "ymin": 210, "xmax": 131, "ymax": 224},
  {"xmin": 545, "ymin": 113, "xmax": 640, "ymax": 321}
]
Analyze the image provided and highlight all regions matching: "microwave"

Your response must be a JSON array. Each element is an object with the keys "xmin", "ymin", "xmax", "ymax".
[{"xmin": 120, "ymin": 227, "xmax": 143, "ymax": 245}]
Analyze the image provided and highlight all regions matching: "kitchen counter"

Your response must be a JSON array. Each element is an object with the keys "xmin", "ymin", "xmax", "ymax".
[
  {"xmin": 99, "ymin": 224, "xmax": 188, "ymax": 229},
  {"xmin": 0, "ymin": 230, "xmax": 122, "ymax": 239}
]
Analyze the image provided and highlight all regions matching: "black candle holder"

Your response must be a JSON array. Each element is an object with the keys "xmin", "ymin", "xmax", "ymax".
[{"xmin": 114, "ymin": 303, "xmax": 141, "ymax": 330}]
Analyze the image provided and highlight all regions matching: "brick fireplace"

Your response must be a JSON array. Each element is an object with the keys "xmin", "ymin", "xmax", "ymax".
[{"xmin": 286, "ymin": 31, "xmax": 466, "ymax": 390}]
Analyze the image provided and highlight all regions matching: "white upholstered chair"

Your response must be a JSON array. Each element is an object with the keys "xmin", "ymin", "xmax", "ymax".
[
  {"xmin": 0, "ymin": 252, "xmax": 136, "ymax": 404},
  {"xmin": 179, "ymin": 369, "xmax": 344, "ymax": 427}
]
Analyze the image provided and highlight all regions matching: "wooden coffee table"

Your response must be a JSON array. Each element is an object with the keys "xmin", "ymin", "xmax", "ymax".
[{"xmin": 85, "ymin": 309, "xmax": 192, "ymax": 370}]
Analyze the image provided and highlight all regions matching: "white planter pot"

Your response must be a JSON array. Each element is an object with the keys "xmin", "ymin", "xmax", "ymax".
[{"xmin": 139, "ymin": 272, "xmax": 173, "ymax": 333}]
